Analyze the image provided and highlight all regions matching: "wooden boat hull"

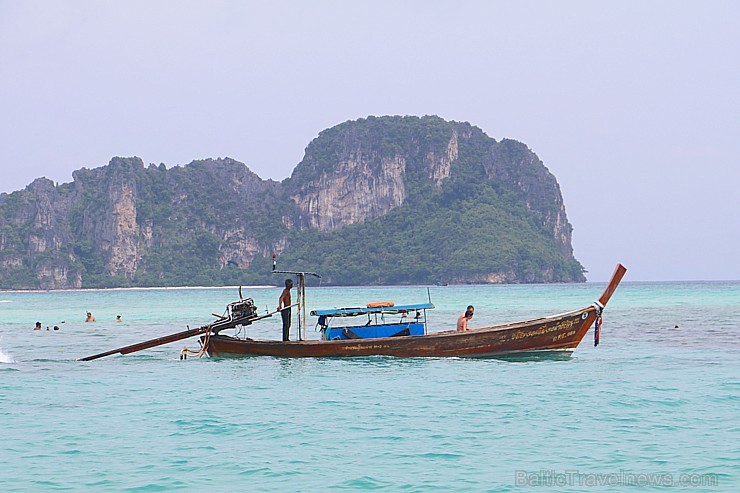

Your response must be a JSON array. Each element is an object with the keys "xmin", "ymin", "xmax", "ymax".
[
  {"xmin": 204, "ymin": 264, "xmax": 626, "ymax": 359},
  {"xmin": 203, "ymin": 306, "xmax": 598, "ymax": 359}
]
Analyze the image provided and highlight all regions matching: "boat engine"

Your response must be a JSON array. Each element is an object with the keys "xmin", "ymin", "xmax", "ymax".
[{"xmin": 228, "ymin": 298, "xmax": 258, "ymax": 321}]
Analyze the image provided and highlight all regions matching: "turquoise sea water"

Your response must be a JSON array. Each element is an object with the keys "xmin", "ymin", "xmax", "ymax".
[{"xmin": 1, "ymin": 281, "xmax": 738, "ymax": 492}]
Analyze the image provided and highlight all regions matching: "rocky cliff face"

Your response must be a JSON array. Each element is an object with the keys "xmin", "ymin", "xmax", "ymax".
[
  {"xmin": 0, "ymin": 116, "xmax": 584, "ymax": 288},
  {"xmin": 288, "ymin": 128, "xmax": 467, "ymax": 231},
  {"xmin": 73, "ymin": 160, "xmax": 142, "ymax": 279},
  {"xmin": 486, "ymin": 139, "xmax": 574, "ymax": 255},
  {"xmin": 287, "ymin": 117, "xmax": 574, "ymax": 258},
  {"xmin": 289, "ymin": 150, "xmax": 408, "ymax": 231},
  {"xmin": 0, "ymin": 177, "xmax": 81, "ymax": 289}
]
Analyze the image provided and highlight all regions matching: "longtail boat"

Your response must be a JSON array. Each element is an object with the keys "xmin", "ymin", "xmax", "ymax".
[
  {"xmin": 80, "ymin": 264, "xmax": 626, "ymax": 361},
  {"xmin": 202, "ymin": 264, "xmax": 626, "ymax": 359}
]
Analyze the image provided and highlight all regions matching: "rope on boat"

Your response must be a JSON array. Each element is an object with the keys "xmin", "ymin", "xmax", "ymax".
[
  {"xmin": 180, "ymin": 329, "xmax": 212, "ymax": 360},
  {"xmin": 591, "ymin": 301, "xmax": 604, "ymax": 347}
]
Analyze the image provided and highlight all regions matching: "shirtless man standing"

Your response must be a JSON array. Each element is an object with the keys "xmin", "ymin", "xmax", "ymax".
[{"xmin": 277, "ymin": 278, "xmax": 294, "ymax": 341}]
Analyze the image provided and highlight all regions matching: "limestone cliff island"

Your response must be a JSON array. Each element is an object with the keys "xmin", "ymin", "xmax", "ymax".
[{"xmin": 0, "ymin": 116, "xmax": 585, "ymax": 289}]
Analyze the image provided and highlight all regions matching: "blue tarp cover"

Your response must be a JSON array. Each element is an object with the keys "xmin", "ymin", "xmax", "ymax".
[
  {"xmin": 311, "ymin": 302, "xmax": 434, "ymax": 317},
  {"xmin": 325, "ymin": 322, "xmax": 425, "ymax": 340}
]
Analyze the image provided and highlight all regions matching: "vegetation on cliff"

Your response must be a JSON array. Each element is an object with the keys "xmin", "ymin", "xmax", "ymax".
[{"xmin": 0, "ymin": 116, "xmax": 585, "ymax": 289}]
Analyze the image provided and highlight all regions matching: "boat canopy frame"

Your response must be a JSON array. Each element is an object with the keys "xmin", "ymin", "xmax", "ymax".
[
  {"xmin": 311, "ymin": 302, "xmax": 434, "ymax": 318},
  {"xmin": 312, "ymin": 302, "xmax": 434, "ymax": 337}
]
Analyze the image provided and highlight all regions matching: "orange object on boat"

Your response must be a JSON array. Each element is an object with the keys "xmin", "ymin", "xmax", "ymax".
[{"xmin": 366, "ymin": 301, "xmax": 395, "ymax": 308}]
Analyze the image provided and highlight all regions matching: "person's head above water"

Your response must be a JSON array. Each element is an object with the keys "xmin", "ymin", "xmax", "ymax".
[{"xmin": 285, "ymin": 278, "xmax": 293, "ymax": 288}]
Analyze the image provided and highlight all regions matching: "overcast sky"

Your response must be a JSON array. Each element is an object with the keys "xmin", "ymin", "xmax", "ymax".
[{"xmin": 1, "ymin": 1, "xmax": 738, "ymax": 282}]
